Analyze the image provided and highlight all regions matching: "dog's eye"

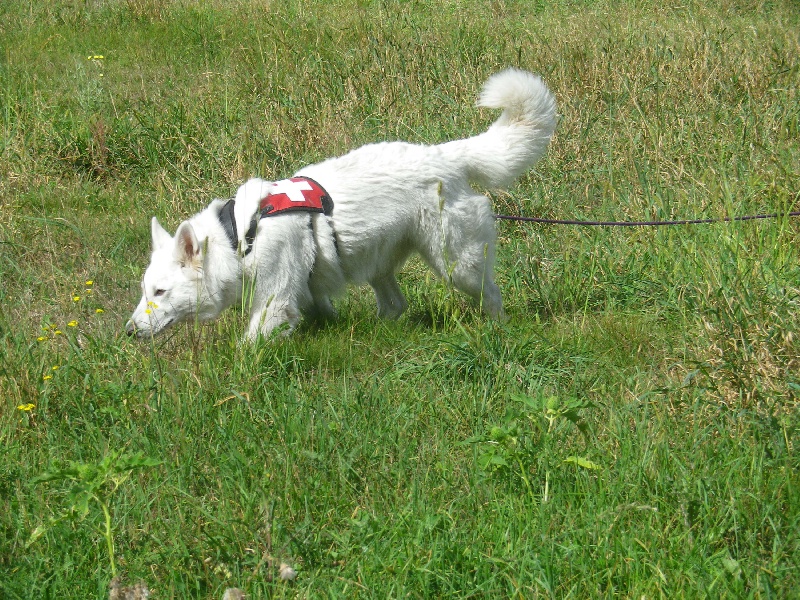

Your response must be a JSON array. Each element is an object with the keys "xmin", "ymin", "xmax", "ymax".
[{"xmin": 154, "ymin": 289, "xmax": 166, "ymax": 297}]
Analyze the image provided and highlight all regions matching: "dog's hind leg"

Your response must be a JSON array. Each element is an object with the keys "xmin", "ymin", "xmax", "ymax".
[
  {"xmin": 426, "ymin": 196, "xmax": 505, "ymax": 319},
  {"xmin": 450, "ymin": 256, "xmax": 504, "ymax": 319},
  {"xmin": 370, "ymin": 273, "xmax": 408, "ymax": 319},
  {"xmin": 446, "ymin": 230, "xmax": 505, "ymax": 319}
]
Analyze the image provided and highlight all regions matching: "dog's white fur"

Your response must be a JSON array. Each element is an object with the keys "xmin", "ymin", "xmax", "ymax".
[{"xmin": 126, "ymin": 69, "xmax": 557, "ymax": 340}]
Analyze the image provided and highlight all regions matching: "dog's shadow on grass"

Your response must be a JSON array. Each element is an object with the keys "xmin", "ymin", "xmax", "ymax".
[
  {"xmin": 404, "ymin": 308, "xmax": 456, "ymax": 332},
  {"xmin": 293, "ymin": 306, "xmax": 458, "ymax": 338}
]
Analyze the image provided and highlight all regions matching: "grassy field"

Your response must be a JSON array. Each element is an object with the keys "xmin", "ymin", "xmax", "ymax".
[{"xmin": 1, "ymin": 0, "xmax": 799, "ymax": 597}]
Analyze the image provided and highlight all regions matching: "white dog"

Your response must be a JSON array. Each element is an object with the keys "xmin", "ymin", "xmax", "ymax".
[{"xmin": 126, "ymin": 68, "xmax": 557, "ymax": 340}]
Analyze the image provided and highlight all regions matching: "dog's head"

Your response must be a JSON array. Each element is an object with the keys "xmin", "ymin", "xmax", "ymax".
[{"xmin": 126, "ymin": 217, "xmax": 214, "ymax": 339}]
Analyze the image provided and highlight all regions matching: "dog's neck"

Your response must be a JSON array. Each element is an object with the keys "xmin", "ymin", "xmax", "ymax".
[{"xmin": 187, "ymin": 202, "xmax": 245, "ymax": 319}]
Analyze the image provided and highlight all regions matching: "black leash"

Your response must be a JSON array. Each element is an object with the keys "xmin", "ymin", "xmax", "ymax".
[{"xmin": 494, "ymin": 211, "xmax": 800, "ymax": 227}]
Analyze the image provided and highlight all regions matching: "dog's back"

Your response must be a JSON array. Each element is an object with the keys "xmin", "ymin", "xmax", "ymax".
[{"xmin": 299, "ymin": 68, "xmax": 556, "ymax": 201}]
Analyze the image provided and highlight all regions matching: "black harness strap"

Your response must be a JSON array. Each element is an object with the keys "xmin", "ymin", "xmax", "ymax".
[{"xmin": 218, "ymin": 198, "xmax": 239, "ymax": 252}]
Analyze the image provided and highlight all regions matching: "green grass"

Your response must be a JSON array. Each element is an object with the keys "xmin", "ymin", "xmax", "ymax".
[{"xmin": 1, "ymin": 0, "xmax": 799, "ymax": 597}]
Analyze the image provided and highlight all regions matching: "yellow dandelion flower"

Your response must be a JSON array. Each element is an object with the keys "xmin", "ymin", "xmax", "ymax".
[
  {"xmin": 85, "ymin": 280, "xmax": 94, "ymax": 286},
  {"xmin": 43, "ymin": 375, "xmax": 52, "ymax": 381},
  {"xmin": 52, "ymin": 365, "xmax": 60, "ymax": 371},
  {"xmin": 95, "ymin": 308, "xmax": 105, "ymax": 314},
  {"xmin": 37, "ymin": 336, "xmax": 48, "ymax": 342},
  {"xmin": 67, "ymin": 321, "xmax": 78, "ymax": 327},
  {"xmin": 145, "ymin": 309, "xmax": 151, "ymax": 315},
  {"xmin": 17, "ymin": 404, "xmax": 35, "ymax": 411},
  {"xmin": 147, "ymin": 301, "xmax": 159, "ymax": 309},
  {"xmin": 73, "ymin": 295, "xmax": 81, "ymax": 302},
  {"xmin": 54, "ymin": 330, "xmax": 63, "ymax": 335}
]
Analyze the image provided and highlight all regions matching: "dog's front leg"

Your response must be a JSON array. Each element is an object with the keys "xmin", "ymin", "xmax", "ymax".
[
  {"xmin": 244, "ymin": 264, "xmax": 311, "ymax": 341},
  {"xmin": 245, "ymin": 296, "xmax": 302, "ymax": 341},
  {"xmin": 243, "ymin": 216, "xmax": 316, "ymax": 341},
  {"xmin": 370, "ymin": 273, "xmax": 408, "ymax": 319}
]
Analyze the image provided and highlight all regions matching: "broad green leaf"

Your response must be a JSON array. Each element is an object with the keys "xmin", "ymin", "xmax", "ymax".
[
  {"xmin": 26, "ymin": 524, "xmax": 48, "ymax": 547},
  {"xmin": 510, "ymin": 394, "xmax": 541, "ymax": 411},
  {"xmin": 487, "ymin": 454, "xmax": 509, "ymax": 467},
  {"xmin": 564, "ymin": 456, "xmax": 602, "ymax": 470}
]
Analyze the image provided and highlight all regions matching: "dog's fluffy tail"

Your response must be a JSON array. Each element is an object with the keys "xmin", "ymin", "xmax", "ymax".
[{"xmin": 452, "ymin": 68, "xmax": 557, "ymax": 189}]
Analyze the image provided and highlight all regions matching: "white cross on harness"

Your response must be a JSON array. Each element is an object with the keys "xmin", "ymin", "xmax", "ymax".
[{"xmin": 271, "ymin": 179, "xmax": 313, "ymax": 202}]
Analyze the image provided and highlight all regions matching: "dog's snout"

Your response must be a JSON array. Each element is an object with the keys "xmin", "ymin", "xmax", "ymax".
[{"xmin": 125, "ymin": 321, "xmax": 136, "ymax": 337}]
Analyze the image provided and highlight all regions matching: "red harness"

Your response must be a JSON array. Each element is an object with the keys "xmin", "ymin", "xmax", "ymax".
[
  {"xmin": 218, "ymin": 176, "xmax": 334, "ymax": 256},
  {"xmin": 221, "ymin": 176, "xmax": 334, "ymax": 256},
  {"xmin": 258, "ymin": 176, "xmax": 333, "ymax": 217}
]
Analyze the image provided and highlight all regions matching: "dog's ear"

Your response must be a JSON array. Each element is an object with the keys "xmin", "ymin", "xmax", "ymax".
[
  {"xmin": 174, "ymin": 221, "xmax": 202, "ymax": 270},
  {"xmin": 151, "ymin": 217, "xmax": 172, "ymax": 251}
]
